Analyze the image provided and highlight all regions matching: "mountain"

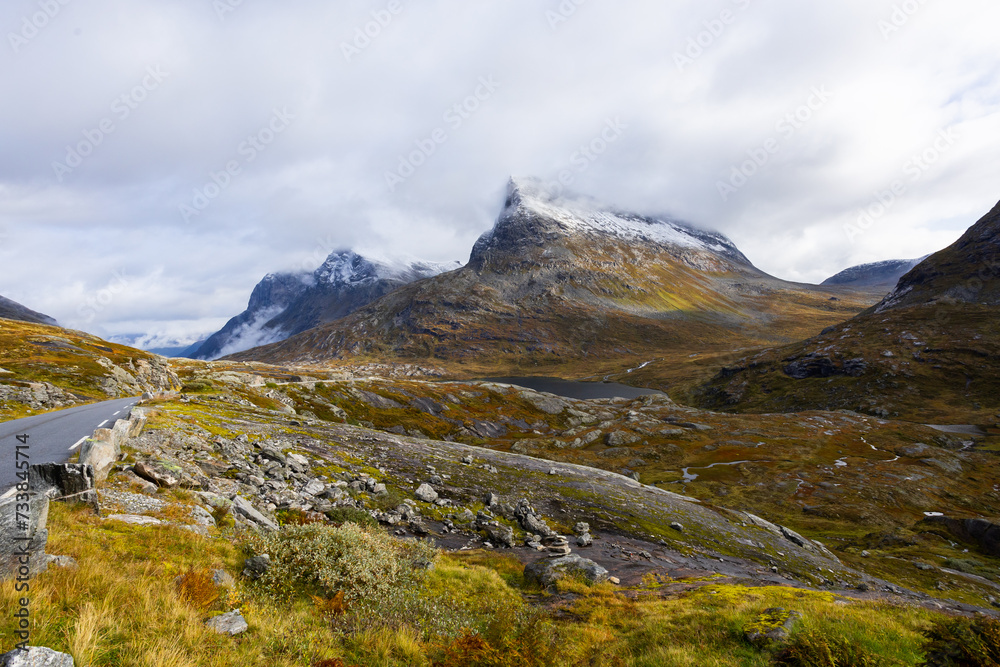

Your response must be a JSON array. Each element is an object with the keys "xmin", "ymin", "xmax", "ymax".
[
  {"xmin": 191, "ymin": 252, "xmax": 461, "ymax": 360},
  {"xmin": 693, "ymin": 198, "xmax": 1000, "ymax": 423},
  {"xmin": 227, "ymin": 178, "xmax": 884, "ymax": 380},
  {"xmin": 821, "ymin": 257, "xmax": 926, "ymax": 289},
  {"xmin": 0, "ymin": 294, "xmax": 57, "ymax": 326}
]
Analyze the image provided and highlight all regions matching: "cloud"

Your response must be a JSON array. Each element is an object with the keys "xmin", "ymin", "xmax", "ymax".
[{"xmin": 1, "ymin": 0, "xmax": 998, "ymax": 341}]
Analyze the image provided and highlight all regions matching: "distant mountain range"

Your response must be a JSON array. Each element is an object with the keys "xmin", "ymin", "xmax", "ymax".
[
  {"xmin": 227, "ymin": 177, "xmax": 883, "ymax": 376},
  {"xmin": 191, "ymin": 252, "xmax": 461, "ymax": 360},
  {"xmin": 694, "ymin": 198, "xmax": 1000, "ymax": 422},
  {"xmin": 821, "ymin": 257, "xmax": 926, "ymax": 289},
  {"xmin": 0, "ymin": 295, "xmax": 56, "ymax": 326}
]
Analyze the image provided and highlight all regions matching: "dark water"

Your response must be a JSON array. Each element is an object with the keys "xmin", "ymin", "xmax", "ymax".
[{"xmin": 483, "ymin": 377, "xmax": 664, "ymax": 400}]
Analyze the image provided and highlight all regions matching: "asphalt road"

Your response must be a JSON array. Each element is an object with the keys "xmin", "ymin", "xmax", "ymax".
[{"xmin": 0, "ymin": 397, "xmax": 140, "ymax": 495}]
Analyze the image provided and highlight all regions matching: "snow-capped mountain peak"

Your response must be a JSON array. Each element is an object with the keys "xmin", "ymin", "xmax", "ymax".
[
  {"xmin": 315, "ymin": 251, "xmax": 461, "ymax": 287},
  {"xmin": 471, "ymin": 177, "xmax": 751, "ymax": 266}
]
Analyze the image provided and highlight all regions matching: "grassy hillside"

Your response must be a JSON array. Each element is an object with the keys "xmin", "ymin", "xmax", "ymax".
[{"xmin": 0, "ymin": 318, "xmax": 179, "ymax": 420}]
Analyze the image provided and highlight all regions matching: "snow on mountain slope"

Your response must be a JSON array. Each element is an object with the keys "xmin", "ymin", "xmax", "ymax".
[
  {"xmin": 471, "ymin": 177, "xmax": 752, "ymax": 268},
  {"xmin": 314, "ymin": 251, "xmax": 461, "ymax": 287}
]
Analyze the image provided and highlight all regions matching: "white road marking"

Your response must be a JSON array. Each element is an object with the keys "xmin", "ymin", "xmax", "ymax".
[
  {"xmin": 69, "ymin": 436, "xmax": 88, "ymax": 451},
  {"xmin": 98, "ymin": 420, "xmax": 109, "ymax": 427},
  {"xmin": 0, "ymin": 487, "xmax": 17, "ymax": 500},
  {"xmin": 113, "ymin": 411, "xmax": 121, "ymax": 416}
]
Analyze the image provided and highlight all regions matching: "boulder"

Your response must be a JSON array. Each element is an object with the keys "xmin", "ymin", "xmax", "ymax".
[
  {"xmin": 134, "ymin": 460, "xmax": 182, "ymax": 488},
  {"xmin": 415, "ymin": 484, "xmax": 438, "ymax": 503},
  {"xmin": 212, "ymin": 569, "xmax": 236, "ymax": 588},
  {"xmin": 44, "ymin": 555, "xmax": 78, "ymax": 569},
  {"xmin": 484, "ymin": 524, "xmax": 515, "ymax": 548},
  {"xmin": 78, "ymin": 439, "xmax": 117, "ymax": 482},
  {"xmin": 524, "ymin": 555, "xmax": 609, "ymax": 588},
  {"xmin": 303, "ymin": 479, "xmax": 325, "ymax": 496},
  {"xmin": 231, "ymin": 496, "xmax": 278, "ymax": 531},
  {"xmin": 0, "ymin": 647, "xmax": 75, "ymax": 666},
  {"xmin": 518, "ymin": 391, "xmax": 568, "ymax": 415},
  {"xmin": 105, "ymin": 514, "xmax": 162, "ymax": 526},
  {"xmin": 605, "ymin": 431, "xmax": 640, "ymax": 447},
  {"xmin": 0, "ymin": 493, "xmax": 49, "ymax": 580},
  {"xmin": 242, "ymin": 554, "xmax": 271, "ymax": 580},
  {"xmin": 520, "ymin": 512, "xmax": 555, "ymax": 538},
  {"xmin": 119, "ymin": 469, "xmax": 158, "ymax": 494},
  {"xmin": 190, "ymin": 506, "xmax": 216, "ymax": 527},
  {"xmin": 28, "ymin": 464, "xmax": 97, "ymax": 508},
  {"xmin": 205, "ymin": 609, "xmax": 248, "ymax": 636}
]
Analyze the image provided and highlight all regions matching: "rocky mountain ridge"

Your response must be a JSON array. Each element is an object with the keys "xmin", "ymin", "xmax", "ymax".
[
  {"xmin": 821, "ymin": 257, "xmax": 926, "ymax": 289},
  {"xmin": 228, "ymin": 178, "xmax": 882, "ymax": 376},
  {"xmin": 192, "ymin": 252, "xmax": 461, "ymax": 360},
  {"xmin": 694, "ymin": 197, "xmax": 1000, "ymax": 422}
]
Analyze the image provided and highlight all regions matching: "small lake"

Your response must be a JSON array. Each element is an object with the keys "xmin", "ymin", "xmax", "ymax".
[{"xmin": 482, "ymin": 377, "xmax": 665, "ymax": 401}]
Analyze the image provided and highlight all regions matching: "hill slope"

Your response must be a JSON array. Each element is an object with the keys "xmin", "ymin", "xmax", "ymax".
[
  {"xmin": 693, "ymin": 198, "xmax": 1000, "ymax": 423},
  {"xmin": 821, "ymin": 257, "xmax": 925, "ymax": 289},
  {"xmin": 229, "ymin": 178, "xmax": 883, "ymax": 381},
  {"xmin": 0, "ymin": 294, "xmax": 57, "ymax": 326}
]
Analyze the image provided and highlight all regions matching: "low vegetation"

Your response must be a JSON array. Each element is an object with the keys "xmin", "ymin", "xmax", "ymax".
[{"xmin": 2, "ymin": 501, "xmax": 995, "ymax": 666}]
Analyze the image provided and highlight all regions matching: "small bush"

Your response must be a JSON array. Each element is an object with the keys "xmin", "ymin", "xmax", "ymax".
[
  {"xmin": 175, "ymin": 569, "xmax": 221, "ymax": 612},
  {"xmin": 181, "ymin": 380, "xmax": 213, "ymax": 393},
  {"xmin": 920, "ymin": 616, "xmax": 1000, "ymax": 666},
  {"xmin": 773, "ymin": 629, "xmax": 886, "ymax": 666},
  {"xmin": 373, "ymin": 488, "xmax": 406, "ymax": 512},
  {"xmin": 325, "ymin": 506, "xmax": 378, "ymax": 529},
  {"xmin": 238, "ymin": 523, "xmax": 435, "ymax": 603}
]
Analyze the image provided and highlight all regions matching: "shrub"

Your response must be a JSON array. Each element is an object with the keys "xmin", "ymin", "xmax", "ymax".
[
  {"xmin": 920, "ymin": 616, "xmax": 1000, "ymax": 666},
  {"xmin": 772, "ymin": 629, "xmax": 886, "ymax": 666},
  {"xmin": 238, "ymin": 523, "xmax": 435, "ymax": 603},
  {"xmin": 175, "ymin": 569, "xmax": 221, "ymax": 612},
  {"xmin": 181, "ymin": 380, "xmax": 213, "ymax": 393},
  {"xmin": 325, "ymin": 506, "xmax": 378, "ymax": 529}
]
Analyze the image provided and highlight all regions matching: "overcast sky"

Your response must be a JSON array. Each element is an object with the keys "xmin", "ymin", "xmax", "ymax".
[{"xmin": 1, "ymin": 0, "xmax": 998, "ymax": 345}]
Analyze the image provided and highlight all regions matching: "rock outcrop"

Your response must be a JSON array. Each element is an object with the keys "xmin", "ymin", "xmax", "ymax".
[
  {"xmin": 0, "ymin": 493, "xmax": 50, "ymax": 580},
  {"xmin": 0, "ymin": 647, "xmax": 74, "ymax": 667}
]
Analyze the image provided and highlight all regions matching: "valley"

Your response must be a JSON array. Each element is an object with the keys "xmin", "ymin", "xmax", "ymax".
[{"xmin": 2, "ymin": 184, "xmax": 999, "ymax": 665}]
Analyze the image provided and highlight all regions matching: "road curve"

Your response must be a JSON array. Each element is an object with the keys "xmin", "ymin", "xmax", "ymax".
[{"xmin": 0, "ymin": 397, "xmax": 140, "ymax": 495}]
